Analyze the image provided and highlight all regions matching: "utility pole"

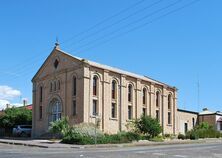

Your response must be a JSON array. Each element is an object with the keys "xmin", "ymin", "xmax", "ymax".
[{"xmin": 197, "ymin": 77, "xmax": 200, "ymax": 112}]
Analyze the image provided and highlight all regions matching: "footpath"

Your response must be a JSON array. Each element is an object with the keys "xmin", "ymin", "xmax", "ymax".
[{"xmin": 0, "ymin": 138, "xmax": 221, "ymax": 149}]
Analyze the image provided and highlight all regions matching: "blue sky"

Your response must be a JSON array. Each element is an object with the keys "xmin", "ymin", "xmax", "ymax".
[{"xmin": 0, "ymin": 0, "xmax": 221, "ymax": 112}]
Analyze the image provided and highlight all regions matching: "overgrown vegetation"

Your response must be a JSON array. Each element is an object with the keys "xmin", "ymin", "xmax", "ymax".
[
  {"xmin": 50, "ymin": 115, "xmax": 163, "ymax": 145},
  {"xmin": 178, "ymin": 122, "xmax": 222, "ymax": 140}
]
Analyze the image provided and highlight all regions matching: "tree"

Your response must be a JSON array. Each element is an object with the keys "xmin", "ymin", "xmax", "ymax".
[
  {"xmin": 0, "ymin": 107, "xmax": 32, "ymax": 129},
  {"xmin": 135, "ymin": 115, "xmax": 162, "ymax": 138}
]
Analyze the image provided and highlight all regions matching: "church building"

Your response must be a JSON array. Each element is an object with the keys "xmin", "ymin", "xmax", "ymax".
[{"xmin": 32, "ymin": 44, "xmax": 179, "ymax": 137}]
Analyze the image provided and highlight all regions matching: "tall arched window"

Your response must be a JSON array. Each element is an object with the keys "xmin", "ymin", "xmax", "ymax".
[
  {"xmin": 143, "ymin": 88, "xmax": 147, "ymax": 105},
  {"xmin": 168, "ymin": 94, "xmax": 172, "ymax": 124},
  {"xmin": 168, "ymin": 94, "xmax": 172, "ymax": 110},
  {"xmin": 112, "ymin": 80, "xmax": 117, "ymax": 99},
  {"xmin": 73, "ymin": 76, "xmax": 77, "ymax": 96},
  {"xmin": 156, "ymin": 91, "xmax": 160, "ymax": 107},
  {"xmin": 93, "ymin": 76, "xmax": 98, "ymax": 96},
  {"xmin": 128, "ymin": 84, "xmax": 133, "ymax": 102},
  {"xmin": 48, "ymin": 98, "xmax": 62, "ymax": 123}
]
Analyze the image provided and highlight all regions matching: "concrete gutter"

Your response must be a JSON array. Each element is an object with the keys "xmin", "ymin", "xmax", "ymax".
[{"xmin": 0, "ymin": 138, "xmax": 221, "ymax": 149}]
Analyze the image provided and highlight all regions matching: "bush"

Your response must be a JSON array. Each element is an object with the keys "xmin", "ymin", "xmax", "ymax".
[
  {"xmin": 49, "ymin": 117, "xmax": 69, "ymax": 137},
  {"xmin": 178, "ymin": 133, "xmax": 185, "ymax": 140},
  {"xmin": 134, "ymin": 115, "xmax": 162, "ymax": 138},
  {"xmin": 185, "ymin": 130, "xmax": 199, "ymax": 140},
  {"xmin": 150, "ymin": 135, "xmax": 164, "ymax": 142},
  {"xmin": 73, "ymin": 123, "xmax": 103, "ymax": 137},
  {"xmin": 184, "ymin": 122, "xmax": 221, "ymax": 140}
]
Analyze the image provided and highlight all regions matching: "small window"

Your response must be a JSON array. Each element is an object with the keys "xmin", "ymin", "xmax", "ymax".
[
  {"xmin": 128, "ymin": 84, "xmax": 132, "ymax": 102},
  {"xmin": 54, "ymin": 81, "xmax": 56, "ymax": 91},
  {"xmin": 112, "ymin": 80, "xmax": 117, "ymax": 99},
  {"xmin": 39, "ymin": 106, "xmax": 43, "ymax": 119},
  {"xmin": 54, "ymin": 59, "xmax": 59, "ymax": 69},
  {"xmin": 50, "ymin": 82, "xmax": 53, "ymax": 92},
  {"xmin": 168, "ymin": 112, "xmax": 171, "ymax": 124},
  {"xmin": 73, "ymin": 76, "xmax": 77, "ymax": 96},
  {"xmin": 128, "ymin": 105, "xmax": 132, "ymax": 120},
  {"xmin": 92, "ymin": 100, "xmax": 98, "ymax": 116},
  {"xmin": 143, "ymin": 88, "xmax": 146, "ymax": 105},
  {"xmin": 184, "ymin": 123, "xmax": 188, "ymax": 133},
  {"xmin": 192, "ymin": 118, "xmax": 195, "ymax": 127},
  {"xmin": 93, "ymin": 76, "xmax": 98, "ymax": 96},
  {"xmin": 156, "ymin": 110, "xmax": 159, "ymax": 121},
  {"xmin": 73, "ymin": 100, "xmax": 77, "ymax": 116},
  {"xmin": 156, "ymin": 91, "xmax": 160, "ymax": 107},
  {"xmin": 142, "ymin": 107, "xmax": 146, "ymax": 116},
  {"xmin": 58, "ymin": 80, "xmax": 60, "ymax": 90},
  {"xmin": 168, "ymin": 94, "xmax": 172, "ymax": 110},
  {"xmin": 40, "ymin": 86, "xmax": 43, "ymax": 102},
  {"xmin": 111, "ymin": 103, "xmax": 117, "ymax": 118}
]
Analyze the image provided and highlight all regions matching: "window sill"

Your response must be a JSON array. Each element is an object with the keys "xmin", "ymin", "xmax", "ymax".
[
  {"xmin": 167, "ymin": 124, "xmax": 172, "ymax": 127},
  {"xmin": 109, "ymin": 117, "xmax": 118, "ymax": 121},
  {"xmin": 126, "ymin": 119, "xmax": 133, "ymax": 122}
]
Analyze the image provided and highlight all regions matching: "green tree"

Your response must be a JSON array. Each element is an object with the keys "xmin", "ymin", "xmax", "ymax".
[
  {"xmin": 0, "ymin": 107, "xmax": 32, "ymax": 129},
  {"xmin": 135, "ymin": 115, "xmax": 162, "ymax": 138}
]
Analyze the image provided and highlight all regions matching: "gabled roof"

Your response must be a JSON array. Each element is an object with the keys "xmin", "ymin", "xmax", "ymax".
[
  {"xmin": 33, "ymin": 46, "xmax": 176, "ymax": 89},
  {"xmin": 58, "ymin": 49, "xmax": 176, "ymax": 89}
]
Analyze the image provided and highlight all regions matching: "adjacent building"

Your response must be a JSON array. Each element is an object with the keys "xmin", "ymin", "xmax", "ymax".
[
  {"xmin": 177, "ymin": 109, "xmax": 198, "ymax": 134},
  {"xmin": 198, "ymin": 108, "xmax": 222, "ymax": 132},
  {"xmin": 32, "ymin": 44, "xmax": 178, "ymax": 137}
]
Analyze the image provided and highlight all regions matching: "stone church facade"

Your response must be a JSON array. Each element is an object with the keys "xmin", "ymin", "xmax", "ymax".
[{"xmin": 32, "ymin": 44, "xmax": 178, "ymax": 137}]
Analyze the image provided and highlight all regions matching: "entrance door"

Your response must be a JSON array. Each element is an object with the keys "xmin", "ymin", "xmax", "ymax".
[{"xmin": 184, "ymin": 123, "xmax": 188, "ymax": 133}]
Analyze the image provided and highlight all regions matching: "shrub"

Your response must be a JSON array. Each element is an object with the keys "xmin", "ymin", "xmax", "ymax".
[
  {"xmin": 49, "ymin": 117, "xmax": 69, "ymax": 137},
  {"xmin": 178, "ymin": 133, "xmax": 185, "ymax": 140},
  {"xmin": 73, "ymin": 123, "xmax": 103, "ymax": 137},
  {"xmin": 164, "ymin": 134, "xmax": 171, "ymax": 138},
  {"xmin": 150, "ymin": 135, "xmax": 164, "ymax": 142},
  {"xmin": 135, "ymin": 115, "xmax": 162, "ymax": 138}
]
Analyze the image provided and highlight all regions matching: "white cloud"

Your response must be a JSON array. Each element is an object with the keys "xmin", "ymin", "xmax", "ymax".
[
  {"xmin": 0, "ymin": 85, "xmax": 22, "ymax": 110},
  {"xmin": 0, "ymin": 99, "xmax": 10, "ymax": 110},
  {"xmin": 0, "ymin": 85, "xmax": 21, "ymax": 100}
]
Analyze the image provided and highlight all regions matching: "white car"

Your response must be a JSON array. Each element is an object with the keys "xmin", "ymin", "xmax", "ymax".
[{"xmin": 12, "ymin": 125, "xmax": 32, "ymax": 137}]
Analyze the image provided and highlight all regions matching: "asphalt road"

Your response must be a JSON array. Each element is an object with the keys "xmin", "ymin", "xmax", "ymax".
[{"xmin": 0, "ymin": 142, "xmax": 222, "ymax": 158}]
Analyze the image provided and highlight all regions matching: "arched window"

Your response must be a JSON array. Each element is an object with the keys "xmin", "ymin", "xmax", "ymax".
[
  {"xmin": 143, "ymin": 88, "xmax": 147, "ymax": 105},
  {"xmin": 57, "ymin": 80, "xmax": 60, "ymax": 90},
  {"xmin": 49, "ymin": 98, "xmax": 62, "ymax": 123},
  {"xmin": 168, "ymin": 94, "xmax": 172, "ymax": 110},
  {"xmin": 93, "ymin": 76, "xmax": 98, "ymax": 96},
  {"xmin": 40, "ymin": 86, "xmax": 43, "ymax": 102},
  {"xmin": 50, "ymin": 82, "xmax": 53, "ymax": 92},
  {"xmin": 73, "ymin": 76, "xmax": 77, "ymax": 96},
  {"xmin": 128, "ymin": 84, "xmax": 133, "ymax": 102},
  {"xmin": 54, "ymin": 81, "xmax": 57, "ymax": 91},
  {"xmin": 156, "ymin": 91, "xmax": 160, "ymax": 107},
  {"xmin": 112, "ymin": 80, "xmax": 117, "ymax": 99}
]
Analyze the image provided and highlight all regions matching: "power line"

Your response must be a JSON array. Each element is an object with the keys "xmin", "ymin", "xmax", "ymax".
[
  {"xmin": 60, "ymin": 0, "xmax": 147, "ymax": 45},
  {"xmin": 64, "ymin": 0, "xmax": 164, "ymax": 49},
  {"xmin": 68, "ymin": 0, "xmax": 183, "ymax": 52},
  {"xmin": 2, "ymin": 0, "xmax": 201, "ymax": 80},
  {"xmin": 0, "ymin": 0, "xmax": 148, "ymax": 74},
  {"xmin": 70, "ymin": 0, "xmax": 201, "ymax": 54}
]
